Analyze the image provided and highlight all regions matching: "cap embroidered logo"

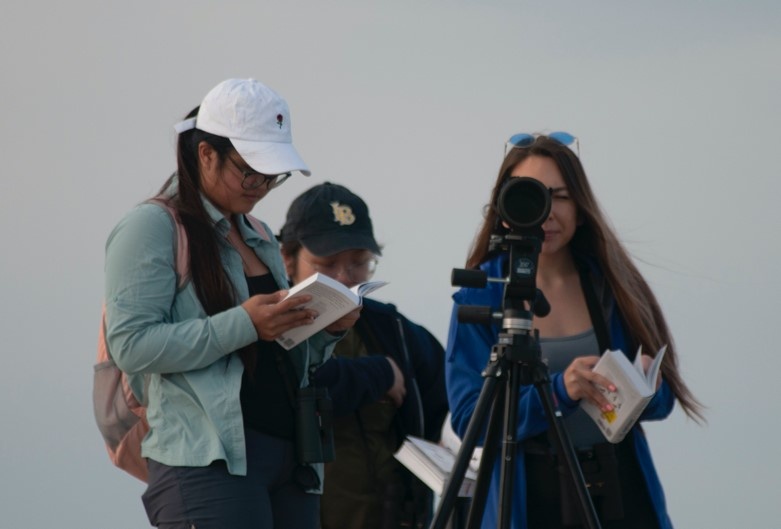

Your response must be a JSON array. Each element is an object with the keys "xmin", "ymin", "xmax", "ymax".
[{"xmin": 330, "ymin": 202, "xmax": 356, "ymax": 226}]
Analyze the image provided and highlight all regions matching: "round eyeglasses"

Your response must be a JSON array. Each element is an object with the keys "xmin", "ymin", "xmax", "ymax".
[
  {"xmin": 302, "ymin": 256, "xmax": 379, "ymax": 282},
  {"xmin": 228, "ymin": 157, "xmax": 291, "ymax": 190}
]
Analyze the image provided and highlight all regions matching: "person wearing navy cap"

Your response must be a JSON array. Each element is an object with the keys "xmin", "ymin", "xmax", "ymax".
[{"xmin": 280, "ymin": 183, "xmax": 449, "ymax": 529}]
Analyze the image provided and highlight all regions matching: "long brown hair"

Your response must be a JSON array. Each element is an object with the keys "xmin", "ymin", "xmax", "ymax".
[{"xmin": 467, "ymin": 136, "xmax": 704, "ymax": 422}]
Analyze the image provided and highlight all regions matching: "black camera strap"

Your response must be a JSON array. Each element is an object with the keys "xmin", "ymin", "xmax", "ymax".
[
  {"xmin": 577, "ymin": 263, "xmax": 611, "ymax": 353},
  {"xmin": 272, "ymin": 346, "xmax": 324, "ymax": 490}
]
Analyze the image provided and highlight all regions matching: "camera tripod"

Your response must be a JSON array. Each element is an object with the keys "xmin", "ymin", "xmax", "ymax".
[{"xmin": 429, "ymin": 255, "xmax": 602, "ymax": 529}]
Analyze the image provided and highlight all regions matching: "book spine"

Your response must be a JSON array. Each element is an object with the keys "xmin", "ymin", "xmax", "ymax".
[{"xmin": 614, "ymin": 395, "xmax": 651, "ymax": 442}]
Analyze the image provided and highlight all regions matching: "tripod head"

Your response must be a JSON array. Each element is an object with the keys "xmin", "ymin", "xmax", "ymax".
[
  {"xmin": 452, "ymin": 177, "xmax": 551, "ymax": 364},
  {"xmin": 434, "ymin": 177, "xmax": 603, "ymax": 529}
]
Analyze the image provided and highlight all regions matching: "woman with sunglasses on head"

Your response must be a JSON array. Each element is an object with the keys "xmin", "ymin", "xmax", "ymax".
[
  {"xmin": 445, "ymin": 133, "xmax": 703, "ymax": 529},
  {"xmin": 103, "ymin": 79, "xmax": 358, "ymax": 529}
]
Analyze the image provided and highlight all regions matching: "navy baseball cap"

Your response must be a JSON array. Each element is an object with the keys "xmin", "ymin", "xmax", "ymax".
[{"xmin": 279, "ymin": 182, "xmax": 381, "ymax": 257}]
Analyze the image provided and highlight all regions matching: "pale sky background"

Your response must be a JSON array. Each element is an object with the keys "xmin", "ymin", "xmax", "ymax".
[{"xmin": 1, "ymin": 1, "xmax": 779, "ymax": 528}]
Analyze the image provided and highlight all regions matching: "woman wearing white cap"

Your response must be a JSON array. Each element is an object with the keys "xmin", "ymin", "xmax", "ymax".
[{"xmin": 103, "ymin": 79, "xmax": 357, "ymax": 528}]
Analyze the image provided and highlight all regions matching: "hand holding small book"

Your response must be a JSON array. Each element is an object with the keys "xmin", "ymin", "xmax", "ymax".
[
  {"xmin": 579, "ymin": 346, "xmax": 668, "ymax": 443},
  {"xmin": 563, "ymin": 356, "xmax": 618, "ymax": 415},
  {"xmin": 241, "ymin": 290, "xmax": 362, "ymax": 341},
  {"xmin": 241, "ymin": 290, "xmax": 319, "ymax": 341},
  {"xmin": 274, "ymin": 273, "xmax": 388, "ymax": 350}
]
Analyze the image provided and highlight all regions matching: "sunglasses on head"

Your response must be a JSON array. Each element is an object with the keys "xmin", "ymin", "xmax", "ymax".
[{"xmin": 504, "ymin": 131, "xmax": 580, "ymax": 157}]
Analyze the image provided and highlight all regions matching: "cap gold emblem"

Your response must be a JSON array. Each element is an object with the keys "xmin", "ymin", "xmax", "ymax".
[{"xmin": 330, "ymin": 202, "xmax": 356, "ymax": 226}]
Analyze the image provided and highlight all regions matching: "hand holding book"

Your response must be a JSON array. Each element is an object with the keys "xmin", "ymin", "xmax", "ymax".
[
  {"xmin": 242, "ymin": 289, "xmax": 320, "ymax": 342},
  {"xmin": 580, "ymin": 345, "xmax": 667, "ymax": 443},
  {"xmin": 275, "ymin": 273, "xmax": 388, "ymax": 350}
]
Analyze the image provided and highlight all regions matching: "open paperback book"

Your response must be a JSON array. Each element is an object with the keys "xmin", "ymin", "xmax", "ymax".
[
  {"xmin": 275, "ymin": 273, "xmax": 387, "ymax": 350},
  {"xmin": 394, "ymin": 434, "xmax": 480, "ymax": 498},
  {"xmin": 580, "ymin": 345, "xmax": 667, "ymax": 443}
]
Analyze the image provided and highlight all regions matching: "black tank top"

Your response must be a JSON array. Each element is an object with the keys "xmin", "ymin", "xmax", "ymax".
[{"xmin": 239, "ymin": 274, "xmax": 295, "ymax": 440}]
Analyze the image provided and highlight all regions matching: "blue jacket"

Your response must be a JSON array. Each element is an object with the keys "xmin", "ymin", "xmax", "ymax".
[{"xmin": 445, "ymin": 253, "xmax": 675, "ymax": 529}]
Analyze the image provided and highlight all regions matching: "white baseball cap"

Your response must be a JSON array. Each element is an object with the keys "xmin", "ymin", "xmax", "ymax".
[{"xmin": 175, "ymin": 78, "xmax": 311, "ymax": 176}]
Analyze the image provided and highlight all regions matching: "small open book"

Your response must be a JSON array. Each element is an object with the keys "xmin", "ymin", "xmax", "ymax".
[
  {"xmin": 394, "ymin": 435, "xmax": 478, "ymax": 497},
  {"xmin": 580, "ymin": 345, "xmax": 667, "ymax": 443},
  {"xmin": 275, "ymin": 273, "xmax": 387, "ymax": 350}
]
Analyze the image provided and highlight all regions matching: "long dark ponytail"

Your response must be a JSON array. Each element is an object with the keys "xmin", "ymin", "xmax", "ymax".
[
  {"xmin": 159, "ymin": 107, "xmax": 257, "ymax": 371},
  {"xmin": 159, "ymin": 107, "xmax": 238, "ymax": 316}
]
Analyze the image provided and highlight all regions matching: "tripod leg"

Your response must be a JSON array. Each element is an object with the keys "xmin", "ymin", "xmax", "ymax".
[
  {"xmin": 534, "ymin": 373, "xmax": 602, "ymax": 529},
  {"xmin": 430, "ymin": 373, "xmax": 501, "ymax": 529},
  {"xmin": 464, "ymin": 378, "xmax": 506, "ymax": 529},
  {"xmin": 496, "ymin": 362, "xmax": 523, "ymax": 529}
]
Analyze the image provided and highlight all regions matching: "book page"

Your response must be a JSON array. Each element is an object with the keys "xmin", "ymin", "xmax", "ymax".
[
  {"xmin": 644, "ymin": 345, "xmax": 667, "ymax": 387},
  {"xmin": 295, "ymin": 281, "xmax": 358, "ymax": 313},
  {"xmin": 440, "ymin": 415, "xmax": 482, "ymax": 474},
  {"xmin": 632, "ymin": 344, "xmax": 667, "ymax": 388},
  {"xmin": 286, "ymin": 273, "xmax": 359, "ymax": 305},
  {"xmin": 276, "ymin": 273, "xmax": 359, "ymax": 350},
  {"xmin": 407, "ymin": 436, "xmax": 478, "ymax": 481},
  {"xmin": 632, "ymin": 345, "xmax": 644, "ymax": 376},
  {"xmin": 395, "ymin": 436, "xmax": 476, "ymax": 497},
  {"xmin": 351, "ymin": 280, "xmax": 388, "ymax": 298},
  {"xmin": 602, "ymin": 348, "xmax": 652, "ymax": 396}
]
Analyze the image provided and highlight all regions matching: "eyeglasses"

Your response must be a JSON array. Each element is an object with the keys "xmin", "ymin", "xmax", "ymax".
[
  {"xmin": 504, "ymin": 131, "xmax": 580, "ymax": 157},
  {"xmin": 227, "ymin": 157, "xmax": 291, "ymax": 190},
  {"xmin": 302, "ymin": 256, "xmax": 379, "ymax": 282}
]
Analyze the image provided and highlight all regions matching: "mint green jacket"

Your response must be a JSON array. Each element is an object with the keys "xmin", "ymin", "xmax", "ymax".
[{"xmin": 104, "ymin": 192, "xmax": 336, "ymax": 484}]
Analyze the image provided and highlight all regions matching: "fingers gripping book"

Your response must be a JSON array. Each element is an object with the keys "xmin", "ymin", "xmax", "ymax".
[
  {"xmin": 580, "ymin": 345, "xmax": 667, "ymax": 443},
  {"xmin": 275, "ymin": 273, "xmax": 387, "ymax": 350}
]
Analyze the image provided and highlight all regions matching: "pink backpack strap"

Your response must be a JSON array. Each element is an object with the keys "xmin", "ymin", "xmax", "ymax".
[
  {"xmin": 245, "ymin": 214, "xmax": 271, "ymax": 241},
  {"xmin": 147, "ymin": 197, "xmax": 189, "ymax": 289}
]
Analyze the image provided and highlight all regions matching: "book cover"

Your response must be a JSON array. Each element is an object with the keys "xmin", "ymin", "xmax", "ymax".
[
  {"xmin": 580, "ymin": 345, "xmax": 667, "ymax": 443},
  {"xmin": 394, "ymin": 435, "xmax": 477, "ymax": 497},
  {"xmin": 275, "ymin": 273, "xmax": 387, "ymax": 350}
]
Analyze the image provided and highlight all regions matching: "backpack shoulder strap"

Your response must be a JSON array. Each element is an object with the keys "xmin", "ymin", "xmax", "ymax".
[
  {"xmin": 244, "ymin": 214, "xmax": 272, "ymax": 241},
  {"xmin": 146, "ymin": 197, "xmax": 189, "ymax": 289}
]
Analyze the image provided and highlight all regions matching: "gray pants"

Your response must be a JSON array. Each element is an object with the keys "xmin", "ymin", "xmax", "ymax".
[{"xmin": 141, "ymin": 429, "xmax": 319, "ymax": 529}]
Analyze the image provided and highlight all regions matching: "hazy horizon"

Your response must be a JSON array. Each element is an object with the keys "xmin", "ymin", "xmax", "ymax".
[{"xmin": 2, "ymin": 1, "xmax": 779, "ymax": 527}]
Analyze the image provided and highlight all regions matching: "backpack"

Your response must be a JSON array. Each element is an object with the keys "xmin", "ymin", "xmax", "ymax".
[
  {"xmin": 93, "ymin": 198, "xmax": 272, "ymax": 481},
  {"xmin": 93, "ymin": 198, "xmax": 188, "ymax": 482}
]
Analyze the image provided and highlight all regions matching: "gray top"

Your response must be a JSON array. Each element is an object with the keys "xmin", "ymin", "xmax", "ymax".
[{"xmin": 540, "ymin": 328, "xmax": 607, "ymax": 448}]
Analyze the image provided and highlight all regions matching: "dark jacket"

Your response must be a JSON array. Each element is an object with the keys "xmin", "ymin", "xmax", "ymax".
[
  {"xmin": 312, "ymin": 297, "xmax": 448, "ymax": 443},
  {"xmin": 312, "ymin": 298, "xmax": 449, "ymax": 528}
]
